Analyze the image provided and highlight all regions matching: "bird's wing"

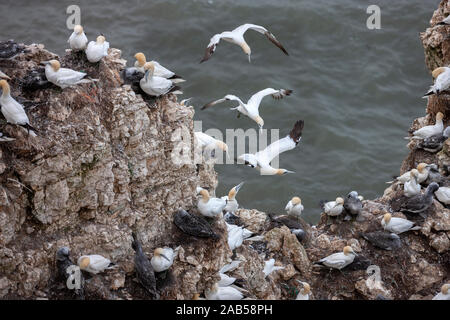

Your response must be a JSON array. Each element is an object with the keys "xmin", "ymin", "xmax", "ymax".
[
  {"xmin": 195, "ymin": 132, "xmax": 220, "ymax": 147},
  {"xmin": 152, "ymin": 61, "xmax": 174, "ymax": 78},
  {"xmin": 103, "ymin": 41, "xmax": 110, "ymax": 56},
  {"xmin": 200, "ymin": 33, "xmax": 224, "ymax": 63},
  {"xmin": 202, "ymin": 94, "xmax": 245, "ymax": 110},
  {"xmin": 246, "ymin": 88, "xmax": 291, "ymax": 113},
  {"xmin": 233, "ymin": 23, "xmax": 289, "ymax": 55}
]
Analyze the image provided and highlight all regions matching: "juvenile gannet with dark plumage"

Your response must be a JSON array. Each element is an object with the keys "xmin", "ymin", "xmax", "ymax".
[
  {"xmin": 56, "ymin": 247, "xmax": 85, "ymax": 299},
  {"xmin": 407, "ymin": 112, "xmax": 444, "ymax": 140},
  {"xmin": 43, "ymin": 60, "xmax": 95, "ymax": 89},
  {"xmin": 314, "ymin": 246, "xmax": 357, "ymax": 270},
  {"xmin": 202, "ymin": 88, "xmax": 292, "ymax": 133},
  {"xmin": 320, "ymin": 197, "xmax": 344, "ymax": 216},
  {"xmin": 197, "ymin": 188, "xmax": 227, "ymax": 218},
  {"xmin": 140, "ymin": 62, "xmax": 182, "ymax": 97},
  {"xmin": 238, "ymin": 120, "xmax": 303, "ymax": 175},
  {"xmin": 173, "ymin": 209, "xmax": 219, "ymax": 239},
  {"xmin": 200, "ymin": 23, "xmax": 288, "ymax": 63},
  {"xmin": 399, "ymin": 182, "xmax": 439, "ymax": 214},
  {"xmin": 404, "ymin": 169, "xmax": 421, "ymax": 197},
  {"xmin": 77, "ymin": 254, "xmax": 115, "ymax": 274},
  {"xmin": 360, "ymin": 231, "xmax": 401, "ymax": 251},
  {"xmin": 151, "ymin": 247, "xmax": 179, "ymax": 272},
  {"xmin": 381, "ymin": 213, "xmax": 421, "ymax": 234},
  {"xmin": 424, "ymin": 67, "xmax": 450, "ymax": 96},
  {"xmin": 417, "ymin": 127, "xmax": 450, "ymax": 153},
  {"xmin": 68, "ymin": 25, "xmax": 88, "ymax": 51},
  {"xmin": 432, "ymin": 284, "xmax": 450, "ymax": 300},
  {"xmin": 221, "ymin": 182, "xmax": 244, "ymax": 214},
  {"xmin": 0, "ymin": 80, "xmax": 37, "ymax": 136},
  {"xmin": 344, "ymin": 191, "xmax": 363, "ymax": 216},
  {"xmin": 131, "ymin": 233, "xmax": 158, "ymax": 298},
  {"xmin": 85, "ymin": 35, "xmax": 109, "ymax": 63},
  {"xmin": 285, "ymin": 197, "xmax": 304, "ymax": 219},
  {"xmin": 134, "ymin": 52, "xmax": 185, "ymax": 83},
  {"xmin": 295, "ymin": 281, "xmax": 311, "ymax": 300}
]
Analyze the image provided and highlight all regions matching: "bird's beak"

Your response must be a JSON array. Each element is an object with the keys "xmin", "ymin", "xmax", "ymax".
[
  {"xmin": 235, "ymin": 182, "xmax": 245, "ymax": 192},
  {"xmin": 285, "ymin": 170, "xmax": 295, "ymax": 174},
  {"xmin": 248, "ymin": 54, "xmax": 251, "ymax": 63}
]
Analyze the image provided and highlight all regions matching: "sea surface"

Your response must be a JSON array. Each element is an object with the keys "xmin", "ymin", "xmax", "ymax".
[{"xmin": 0, "ymin": 0, "xmax": 440, "ymax": 223}]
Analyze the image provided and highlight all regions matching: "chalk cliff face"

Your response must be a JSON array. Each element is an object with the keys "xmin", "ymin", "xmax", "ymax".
[{"xmin": 0, "ymin": 1, "xmax": 448, "ymax": 300}]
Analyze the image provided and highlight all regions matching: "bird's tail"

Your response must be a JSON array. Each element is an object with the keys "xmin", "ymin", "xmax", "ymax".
[
  {"xmin": 422, "ymin": 89, "xmax": 434, "ymax": 98},
  {"xmin": 319, "ymin": 200, "xmax": 327, "ymax": 210},
  {"xmin": 169, "ymin": 75, "xmax": 186, "ymax": 83},
  {"xmin": 168, "ymin": 85, "xmax": 183, "ymax": 95},
  {"xmin": 411, "ymin": 226, "xmax": 421, "ymax": 231}
]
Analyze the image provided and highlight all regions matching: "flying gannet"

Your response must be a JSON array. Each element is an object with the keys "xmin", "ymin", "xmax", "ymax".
[
  {"xmin": 197, "ymin": 188, "xmax": 227, "ymax": 218},
  {"xmin": 314, "ymin": 246, "xmax": 357, "ymax": 270},
  {"xmin": 403, "ymin": 169, "xmax": 421, "ymax": 197},
  {"xmin": 139, "ymin": 62, "xmax": 183, "ymax": 97},
  {"xmin": 263, "ymin": 258, "xmax": 285, "ymax": 277},
  {"xmin": 200, "ymin": 23, "xmax": 288, "ymax": 63},
  {"xmin": 151, "ymin": 247, "xmax": 179, "ymax": 272},
  {"xmin": 432, "ymin": 284, "xmax": 450, "ymax": 300},
  {"xmin": 320, "ymin": 197, "xmax": 344, "ymax": 216},
  {"xmin": 284, "ymin": 197, "xmax": 304, "ymax": 219},
  {"xmin": 221, "ymin": 182, "xmax": 245, "ymax": 214},
  {"xmin": 238, "ymin": 119, "xmax": 304, "ymax": 175},
  {"xmin": 43, "ymin": 60, "xmax": 95, "ymax": 89},
  {"xmin": 399, "ymin": 182, "xmax": 439, "ymax": 214},
  {"xmin": 173, "ymin": 209, "xmax": 219, "ymax": 239},
  {"xmin": 381, "ymin": 213, "xmax": 421, "ymax": 234},
  {"xmin": 295, "ymin": 281, "xmax": 311, "ymax": 300},
  {"xmin": 344, "ymin": 191, "xmax": 363, "ymax": 216},
  {"xmin": 85, "ymin": 35, "xmax": 109, "ymax": 63},
  {"xmin": 77, "ymin": 254, "xmax": 115, "ymax": 274},
  {"xmin": 202, "ymin": 88, "xmax": 292, "ymax": 133},
  {"xmin": 407, "ymin": 112, "xmax": 444, "ymax": 140},
  {"xmin": 417, "ymin": 126, "xmax": 450, "ymax": 153},
  {"xmin": 134, "ymin": 52, "xmax": 185, "ymax": 83},
  {"xmin": 0, "ymin": 80, "xmax": 37, "ymax": 136},
  {"xmin": 131, "ymin": 232, "xmax": 158, "ymax": 299},
  {"xmin": 68, "ymin": 25, "xmax": 88, "ymax": 51},
  {"xmin": 205, "ymin": 283, "xmax": 244, "ymax": 300},
  {"xmin": 435, "ymin": 186, "xmax": 450, "ymax": 205},
  {"xmin": 386, "ymin": 163, "xmax": 430, "ymax": 184},
  {"xmin": 360, "ymin": 231, "xmax": 401, "ymax": 251},
  {"xmin": 424, "ymin": 67, "xmax": 450, "ymax": 96},
  {"xmin": 56, "ymin": 247, "xmax": 85, "ymax": 299}
]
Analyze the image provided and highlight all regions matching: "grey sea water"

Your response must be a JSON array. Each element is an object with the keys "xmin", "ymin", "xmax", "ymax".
[{"xmin": 0, "ymin": 0, "xmax": 439, "ymax": 223}]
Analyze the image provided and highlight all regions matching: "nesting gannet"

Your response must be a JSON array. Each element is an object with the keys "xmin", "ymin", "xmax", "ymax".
[
  {"xmin": 0, "ymin": 132, "xmax": 15, "ymax": 142},
  {"xmin": 173, "ymin": 209, "xmax": 219, "ymax": 239},
  {"xmin": 314, "ymin": 246, "xmax": 357, "ymax": 270},
  {"xmin": 381, "ymin": 213, "xmax": 421, "ymax": 234},
  {"xmin": 195, "ymin": 131, "xmax": 229, "ymax": 158},
  {"xmin": 435, "ymin": 186, "xmax": 450, "ymax": 205},
  {"xmin": 320, "ymin": 197, "xmax": 345, "ymax": 216},
  {"xmin": 295, "ymin": 281, "xmax": 311, "ymax": 300},
  {"xmin": 408, "ymin": 112, "xmax": 444, "ymax": 140},
  {"xmin": 344, "ymin": 191, "xmax": 363, "ymax": 216},
  {"xmin": 200, "ymin": 23, "xmax": 288, "ymax": 63},
  {"xmin": 131, "ymin": 233, "xmax": 158, "ymax": 298},
  {"xmin": 151, "ymin": 247, "xmax": 178, "ymax": 272},
  {"xmin": 197, "ymin": 188, "xmax": 227, "ymax": 218},
  {"xmin": 134, "ymin": 52, "xmax": 185, "ymax": 83},
  {"xmin": 221, "ymin": 182, "xmax": 244, "ymax": 214},
  {"xmin": 226, "ymin": 222, "xmax": 252, "ymax": 250},
  {"xmin": 77, "ymin": 254, "xmax": 114, "ymax": 274},
  {"xmin": 0, "ymin": 70, "xmax": 10, "ymax": 80},
  {"xmin": 403, "ymin": 169, "xmax": 421, "ymax": 197},
  {"xmin": 43, "ymin": 60, "xmax": 94, "ymax": 89},
  {"xmin": 360, "ymin": 231, "xmax": 401, "ymax": 251},
  {"xmin": 85, "ymin": 35, "xmax": 109, "ymax": 63},
  {"xmin": 399, "ymin": 182, "xmax": 439, "ymax": 214},
  {"xmin": 424, "ymin": 67, "xmax": 450, "ymax": 96},
  {"xmin": 68, "ymin": 25, "xmax": 88, "ymax": 51},
  {"xmin": 418, "ymin": 127, "xmax": 450, "ymax": 153},
  {"xmin": 386, "ymin": 163, "xmax": 430, "ymax": 184},
  {"xmin": 202, "ymin": 88, "xmax": 292, "ymax": 133},
  {"xmin": 180, "ymin": 97, "xmax": 192, "ymax": 107},
  {"xmin": 139, "ymin": 62, "xmax": 182, "ymax": 97},
  {"xmin": 0, "ymin": 80, "xmax": 37, "ymax": 136},
  {"xmin": 238, "ymin": 119, "xmax": 303, "ymax": 175},
  {"xmin": 285, "ymin": 197, "xmax": 304, "ymax": 219},
  {"xmin": 205, "ymin": 283, "xmax": 244, "ymax": 300},
  {"xmin": 432, "ymin": 284, "xmax": 450, "ymax": 300},
  {"xmin": 56, "ymin": 247, "xmax": 85, "ymax": 299},
  {"xmin": 263, "ymin": 258, "xmax": 284, "ymax": 277}
]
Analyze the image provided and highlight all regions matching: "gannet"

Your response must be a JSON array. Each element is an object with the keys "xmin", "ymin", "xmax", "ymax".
[
  {"xmin": 0, "ymin": 132, "xmax": 15, "ymax": 142},
  {"xmin": 285, "ymin": 197, "xmax": 304, "ymax": 219},
  {"xmin": 381, "ymin": 213, "xmax": 421, "ymax": 234},
  {"xmin": 205, "ymin": 283, "xmax": 244, "ymax": 300},
  {"xmin": 151, "ymin": 247, "xmax": 178, "ymax": 272},
  {"xmin": 180, "ymin": 97, "xmax": 192, "ymax": 107},
  {"xmin": 407, "ymin": 112, "xmax": 444, "ymax": 140},
  {"xmin": 202, "ymin": 88, "xmax": 292, "ymax": 132},
  {"xmin": 218, "ymin": 273, "xmax": 236, "ymax": 287},
  {"xmin": 435, "ymin": 186, "xmax": 450, "ymax": 205},
  {"xmin": 139, "ymin": 62, "xmax": 182, "ymax": 97},
  {"xmin": 386, "ymin": 163, "xmax": 430, "ymax": 184},
  {"xmin": 432, "ymin": 284, "xmax": 450, "ymax": 300},
  {"xmin": 320, "ymin": 197, "xmax": 345, "ymax": 216},
  {"xmin": 200, "ymin": 23, "xmax": 288, "ymax": 63},
  {"xmin": 344, "ymin": 191, "xmax": 363, "ymax": 216},
  {"xmin": 295, "ymin": 281, "xmax": 311, "ymax": 300},
  {"xmin": 314, "ymin": 246, "xmax": 357, "ymax": 270},
  {"xmin": 226, "ymin": 222, "xmax": 252, "ymax": 250},
  {"xmin": 360, "ymin": 231, "xmax": 401, "ymax": 251},
  {"xmin": 195, "ymin": 131, "xmax": 229, "ymax": 158},
  {"xmin": 424, "ymin": 67, "xmax": 450, "ymax": 96},
  {"xmin": 131, "ymin": 233, "xmax": 158, "ymax": 298},
  {"xmin": 197, "ymin": 188, "xmax": 227, "ymax": 218},
  {"xmin": 219, "ymin": 260, "xmax": 241, "ymax": 274},
  {"xmin": 418, "ymin": 127, "xmax": 450, "ymax": 153},
  {"xmin": 238, "ymin": 119, "xmax": 303, "ymax": 175},
  {"xmin": 403, "ymin": 169, "xmax": 421, "ymax": 197},
  {"xmin": 267, "ymin": 212, "xmax": 306, "ymax": 238},
  {"xmin": 0, "ymin": 70, "xmax": 10, "ymax": 80},
  {"xmin": 263, "ymin": 258, "xmax": 284, "ymax": 277},
  {"xmin": 424, "ymin": 164, "xmax": 444, "ymax": 185},
  {"xmin": 173, "ymin": 209, "xmax": 219, "ymax": 239},
  {"xmin": 221, "ymin": 182, "xmax": 245, "ymax": 214},
  {"xmin": 0, "ymin": 80, "xmax": 37, "ymax": 136},
  {"xmin": 291, "ymin": 228, "xmax": 307, "ymax": 242},
  {"xmin": 43, "ymin": 60, "xmax": 94, "ymax": 89},
  {"xmin": 399, "ymin": 182, "xmax": 439, "ymax": 214},
  {"xmin": 0, "ymin": 40, "xmax": 25, "ymax": 59},
  {"xmin": 85, "ymin": 35, "xmax": 109, "ymax": 63},
  {"xmin": 56, "ymin": 247, "xmax": 85, "ymax": 299},
  {"xmin": 68, "ymin": 25, "xmax": 88, "ymax": 51},
  {"xmin": 77, "ymin": 254, "xmax": 114, "ymax": 274},
  {"xmin": 134, "ymin": 52, "xmax": 185, "ymax": 83}
]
